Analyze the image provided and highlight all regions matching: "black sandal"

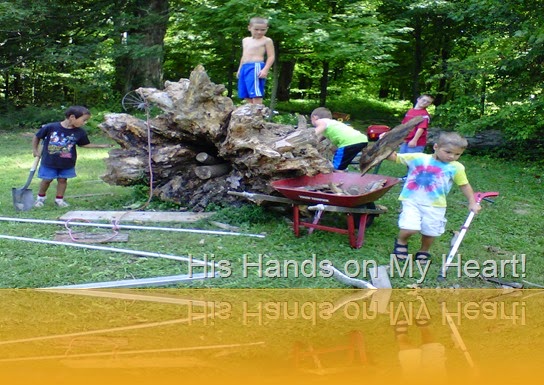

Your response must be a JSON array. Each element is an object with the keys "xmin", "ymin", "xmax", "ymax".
[
  {"xmin": 415, "ymin": 251, "xmax": 432, "ymax": 264},
  {"xmin": 393, "ymin": 239, "xmax": 409, "ymax": 261}
]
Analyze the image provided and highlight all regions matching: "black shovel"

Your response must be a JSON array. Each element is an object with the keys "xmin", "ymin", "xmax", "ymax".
[{"xmin": 12, "ymin": 157, "xmax": 41, "ymax": 211}]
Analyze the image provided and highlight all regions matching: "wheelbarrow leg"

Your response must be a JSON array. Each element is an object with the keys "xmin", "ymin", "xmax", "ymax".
[
  {"xmin": 347, "ymin": 214, "xmax": 357, "ymax": 248},
  {"xmin": 355, "ymin": 214, "xmax": 369, "ymax": 249},
  {"xmin": 292, "ymin": 205, "xmax": 301, "ymax": 237},
  {"xmin": 347, "ymin": 213, "xmax": 369, "ymax": 249}
]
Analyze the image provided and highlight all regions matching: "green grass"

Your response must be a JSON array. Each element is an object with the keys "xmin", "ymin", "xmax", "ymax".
[{"xmin": 0, "ymin": 128, "xmax": 542, "ymax": 289}]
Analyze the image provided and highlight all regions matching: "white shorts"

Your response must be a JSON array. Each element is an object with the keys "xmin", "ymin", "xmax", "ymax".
[{"xmin": 398, "ymin": 200, "xmax": 447, "ymax": 237}]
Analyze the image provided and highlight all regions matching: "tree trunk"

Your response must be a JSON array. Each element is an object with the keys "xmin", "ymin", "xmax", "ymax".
[
  {"xmin": 411, "ymin": 19, "xmax": 423, "ymax": 101},
  {"xmin": 277, "ymin": 60, "xmax": 296, "ymax": 101},
  {"xmin": 319, "ymin": 60, "xmax": 329, "ymax": 106},
  {"xmin": 268, "ymin": 41, "xmax": 279, "ymax": 118},
  {"xmin": 113, "ymin": 0, "xmax": 170, "ymax": 94}
]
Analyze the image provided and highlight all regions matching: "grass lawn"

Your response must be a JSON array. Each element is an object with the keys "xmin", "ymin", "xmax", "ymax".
[{"xmin": 0, "ymin": 128, "xmax": 542, "ymax": 289}]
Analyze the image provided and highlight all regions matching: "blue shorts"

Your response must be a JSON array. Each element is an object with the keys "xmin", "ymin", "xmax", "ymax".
[
  {"xmin": 399, "ymin": 143, "xmax": 425, "ymax": 153},
  {"xmin": 238, "ymin": 62, "xmax": 265, "ymax": 99},
  {"xmin": 38, "ymin": 165, "xmax": 77, "ymax": 180},
  {"xmin": 332, "ymin": 142, "xmax": 368, "ymax": 170}
]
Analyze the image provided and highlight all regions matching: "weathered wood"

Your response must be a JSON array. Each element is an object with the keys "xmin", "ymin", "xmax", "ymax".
[
  {"xmin": 59, "ymin": 211, "xmax": 215, "ymax": 222},
  {"xmin": 297, "ymin": 114, "xmax": 308, "ymax": 129},
  {"xmin": 99, "ymin": 65, "xmax": 334, "ymax": 210},
  {"xmin": 271, "ymin": 128, "xmax": 318, "ymax": 151},
  {"xmin": 359, "ymin": 116, "xmax": 424, "ymax": 175},
  {"xmin": 54, "ymin": 231, "xmax": 129, "ymax": 243},
  {"xmin": 196, "ymin": 152, "xmax": 219, "ymax": 165},
  {"xmin": 194, "ymin": 163, "xmax": 231, "ymax": 179}
]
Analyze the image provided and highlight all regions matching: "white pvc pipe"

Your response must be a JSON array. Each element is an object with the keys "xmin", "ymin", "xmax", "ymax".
[
  {"xmin": 0, "ymin": 234, "xmax": 214, "ymax": 266},
  {"xmin": 0, "ymin": 216, "xmax": 265, "ymax": 238}
]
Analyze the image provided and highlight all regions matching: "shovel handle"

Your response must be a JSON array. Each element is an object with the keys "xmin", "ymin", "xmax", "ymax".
[{"xmin": 30, "ymin": 156, "xmax": 41, "ymax": 171}]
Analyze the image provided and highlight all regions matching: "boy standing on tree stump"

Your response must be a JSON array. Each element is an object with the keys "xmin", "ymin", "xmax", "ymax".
[{"xmin": 237, "ymin": 17, "xmax": 275, "ymax": 105}]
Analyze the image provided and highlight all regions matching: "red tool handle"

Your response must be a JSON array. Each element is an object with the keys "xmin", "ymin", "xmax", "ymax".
[{"xmin": 474, "ymin": 191, "xmax": 499, "ymax": 203}]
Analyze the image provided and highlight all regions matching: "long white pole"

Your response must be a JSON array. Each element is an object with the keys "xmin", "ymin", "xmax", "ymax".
[
  {"xmin": 439, "ymin": 211, "xmax": 475, "ymax": 279},
  {"xmin": 0, "ymin": 216, "xmax": 264, "ymax": 238},
  {"xmin": 0, "ymin": 234, "xmax": 213, "ymax": 266}
]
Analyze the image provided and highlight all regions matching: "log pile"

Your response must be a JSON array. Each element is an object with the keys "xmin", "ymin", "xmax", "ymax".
[{"xmin": 99, "ymin": 65, "xmax": 333, "ymax": 211}]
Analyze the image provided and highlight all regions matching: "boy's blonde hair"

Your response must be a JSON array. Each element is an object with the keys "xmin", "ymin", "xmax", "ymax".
[
  {"xmin": 311, "ymin": 107, "xmax": 332, "ymax": 119},
  {"xmin": 249, "ymin": 17, "xmax": 269, "ymax": 26},
  {"xmin": 435, "ymin": 131, "xmax": 468, "ymax": 149}
]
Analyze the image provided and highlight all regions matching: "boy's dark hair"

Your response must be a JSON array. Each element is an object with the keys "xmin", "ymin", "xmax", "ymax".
[
  {"xmin": 65, "ymin": 106, "xmax": 91, "ymax": 119},
  {"xmin": 419, "ymin": 94, "xmax": 435, "ymax": 100},
  {"xmin": 311, "ymin": 107, "xmax": 332, "ymax": 119}
]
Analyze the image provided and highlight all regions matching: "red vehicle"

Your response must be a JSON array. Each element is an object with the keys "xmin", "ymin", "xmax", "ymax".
[{"xmin": 367, "ymin": 125, "xmax": 390, "ymax": 141}]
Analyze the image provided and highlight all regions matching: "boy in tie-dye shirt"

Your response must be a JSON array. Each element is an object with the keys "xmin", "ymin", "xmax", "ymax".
[{"xmin": 387, "ymin": 132, "xmax": 481, "ymax": 264}]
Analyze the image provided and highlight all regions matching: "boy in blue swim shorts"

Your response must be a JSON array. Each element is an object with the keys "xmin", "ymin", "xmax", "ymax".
[
  {"xmin": 311, "ymin": 107, "xmax": 368, "ymax": 170},
  {"xmin": 237, "ymin": 17, "xmax": 275, "ymax": 105}
]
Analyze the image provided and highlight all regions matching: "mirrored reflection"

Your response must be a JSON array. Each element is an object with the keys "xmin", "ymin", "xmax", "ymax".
[{"xmin": 0, "ymin": 289, "xmax": 539, "ymax": 385}]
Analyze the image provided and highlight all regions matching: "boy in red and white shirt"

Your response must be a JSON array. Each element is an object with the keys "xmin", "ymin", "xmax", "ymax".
[{"xmin": 399, "ymin": 94, "xmax": 434, "ymax": 153}]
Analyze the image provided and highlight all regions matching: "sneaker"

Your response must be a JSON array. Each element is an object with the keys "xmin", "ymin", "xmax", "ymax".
[
  {"xmin": 55, "ymin": 199, "xmax": 70, "ymax": 208},
  {"xmin": 34, "ymin": 200, "xmax": 45, "ymax": 208}
]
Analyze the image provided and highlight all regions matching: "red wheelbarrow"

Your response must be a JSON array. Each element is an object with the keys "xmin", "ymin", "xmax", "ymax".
[
  {"xmin": 230, "ymin": 173, "xmax": 399, "ymax": 248},
  {"xmin": 271, "ymin": 172, "xmax": 399, "ymax": 207},
  {"xmin": 269, "ymin": 172, "xmax": 399, "ymax": 248}
]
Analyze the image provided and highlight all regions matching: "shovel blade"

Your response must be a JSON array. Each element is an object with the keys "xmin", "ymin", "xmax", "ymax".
[{"xmin": 12, "ymin": 187, "xmax": 35, "ymax": 211}]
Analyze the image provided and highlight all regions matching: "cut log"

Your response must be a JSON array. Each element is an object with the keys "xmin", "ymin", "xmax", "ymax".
[
  {"xmin": 196, "ymin": 152, "xmax": 219, "ymax": 165},
  {"xmin": 194, "ymin": 164, "xmax": 232, "ymax": 180},
  {"xmin": 359, "ymin": 116, "xmax": 424, "ymax": 175},
  {"xmin": 428, "ymin": 127, "xmax": 505, "ymax": 150}
]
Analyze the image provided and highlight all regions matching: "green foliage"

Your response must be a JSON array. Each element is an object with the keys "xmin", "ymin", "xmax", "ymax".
[
  {"xmin": 431, "ymin": 0, "xmax": 544, "ymax": 146},
  {"xmin": 0, "ymin": 105, "xmax": 64, "ymax": 130},
  {"xmin": 270, "ymin": 112, "xmax": 299, "ymax": 126},
  {"xmin": 1, "ymin": 0, "xmax": 544, "ymax": 153},
  {"xmin": 275, "ymin": 94, "xmax": 406, "ymax": 127}
]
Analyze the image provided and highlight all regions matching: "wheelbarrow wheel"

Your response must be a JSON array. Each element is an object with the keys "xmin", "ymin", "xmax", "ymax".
[{"xmin": 353, "ymin": 202, "xmax": 377, "ymax": 228}]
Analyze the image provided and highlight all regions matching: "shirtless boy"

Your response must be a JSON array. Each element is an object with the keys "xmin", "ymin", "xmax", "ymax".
[{"xmin": 237, "ymin": 17, "xmax": 275, "ymax": 105}]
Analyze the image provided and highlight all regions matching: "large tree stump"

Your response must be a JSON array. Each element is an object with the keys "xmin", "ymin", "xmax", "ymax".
[{"xmin": 99, "ymin": 65, "xmax": 334, "ymax": 210}]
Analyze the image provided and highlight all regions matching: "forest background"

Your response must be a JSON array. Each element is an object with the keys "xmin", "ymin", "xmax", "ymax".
[{"xmin": 1, "ymin": 0, "xmax": 543, "ymax": 156}]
